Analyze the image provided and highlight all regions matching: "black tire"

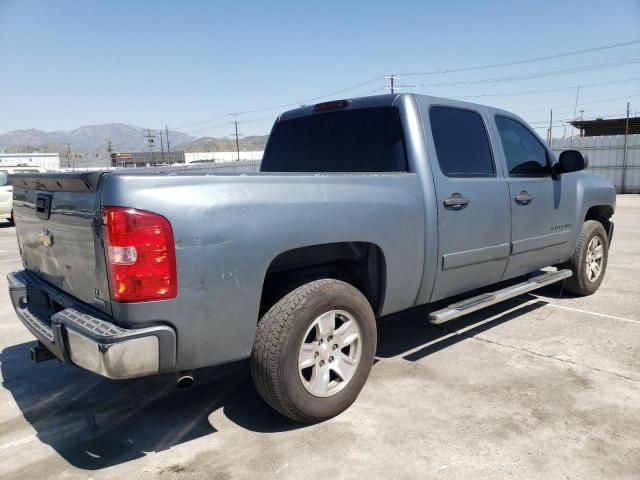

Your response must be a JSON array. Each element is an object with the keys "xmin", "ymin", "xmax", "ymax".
[
  {"xmin": 561, "ymin": 220, "xmax": 609, "ymax": 296},
  {"xmin": 8, "ymin": 209, "xmax": 14, "ymax": 225},
  {"xmin": 250, "ymin": 279, "xmax": 377, "ymax": 423}
]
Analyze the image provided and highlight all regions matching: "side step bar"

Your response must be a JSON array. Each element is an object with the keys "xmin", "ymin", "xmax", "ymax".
[{"xmin": 429, "ymin": 269, "xmax": 572, "ymax": 325}]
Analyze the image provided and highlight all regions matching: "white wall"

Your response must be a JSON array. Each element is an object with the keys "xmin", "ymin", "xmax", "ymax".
[
  {"xmin": 184, "ymin": 151, "xmax": 264, "ymax": 164},
  {"xmin": 552, "ymin": 134, "xmax": 640, "ymax": 193},
  {"xmin": 0, "ymin": 153, "xmax": 61, "ymax": 170}
]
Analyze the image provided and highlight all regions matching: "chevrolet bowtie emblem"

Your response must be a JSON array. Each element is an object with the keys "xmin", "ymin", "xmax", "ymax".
[{"xmin": 37, "ymin": 227, "xmax": 53, "ymax": 247}]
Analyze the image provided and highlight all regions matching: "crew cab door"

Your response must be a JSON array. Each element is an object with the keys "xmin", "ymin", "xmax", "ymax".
[
  {"xmin": 492, "ymin": 115, "xmax": 577, "ymax": 279},
  {"xmin": 425, "ymin": 105, "xmax": 511, "ymax": 301}
]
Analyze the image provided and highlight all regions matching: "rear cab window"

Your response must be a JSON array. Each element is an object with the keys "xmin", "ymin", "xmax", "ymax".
[
  {"xmin": 429, "ymin": 106, "xmax": 495, "ymax": 177},
  {"xmin": 260, "ymin": 107, "xmax": 408, "ymax": 173}
]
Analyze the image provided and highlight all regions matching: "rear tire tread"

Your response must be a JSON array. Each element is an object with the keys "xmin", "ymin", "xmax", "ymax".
[{"xmin": 251, "ymin": 279, "xmax": 370, "ymax": 423}]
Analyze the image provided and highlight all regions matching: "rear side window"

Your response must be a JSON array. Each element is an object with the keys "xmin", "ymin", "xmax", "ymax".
[
  {"xmin": 260, "ymin": 107, "xmax": 408, "ymax": 172},
  {"xmin": 0, "ymin": 171, "xmax": 9, "ymax": 186},
  {"xmin": 495, "ymin": 116, "xmax": 550, "ymax": 176},
  {"xmin": 429, "ymin": 106, "xmax": 495, "ymax": 177}
]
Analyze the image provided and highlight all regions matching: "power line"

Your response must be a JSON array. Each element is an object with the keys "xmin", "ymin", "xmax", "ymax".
[
  {"xmin": 399, "ymin": 57, "xmax": 640, "ymax": 88},
  {"xmin": 456, "ymin": 76, "xmax": 640, "ymax": 99},
  {"xmin": 234, "ymin": 76, "xmax": 382, "ymax": 115},
  {"xmin": 385, "ymin": 75, "xmax": 400, "ymax": 93},
  {"xmin": 399, "ymin": 39, "xmax": 640, "ymax": 76}
]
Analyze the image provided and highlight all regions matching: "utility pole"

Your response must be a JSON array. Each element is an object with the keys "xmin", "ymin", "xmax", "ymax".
[
  {"xmin": 165, "ymin": 125, "xmax": 171, "ymax": 163},
  {"xmin": 384, "ymin": 74, "xmax": 399, "ymax": 94},
  {"xmin": 570, "ymin": 86, "xmax": 581, "ymax": 147},
  {"xmin": 622, "ymin": 102, "xmax": 630, "ymax": 194},
  {"xmin": 547, "ymin": 109, "xmax": 553, "ymax": 147},
  {"xmin": 144, "ymin": 129, "xmax": 156, "ymax": 165},
  {"xmin": 106, "ymin": 138, "xmax": 113, "ymax": 167},
  {"xmin": 159, "ymin": 130, "xmax": 165, "ymax": 164},
  {"xmin": 65, "ymin": 143, "xmax": 72, "ymax": 169},
  {"xmin": 230, "ymin": 114, "xmax": 242, "ymax": 161}
]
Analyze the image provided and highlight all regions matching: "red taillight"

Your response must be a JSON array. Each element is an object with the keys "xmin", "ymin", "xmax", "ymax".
[
  {"xmin": 102, "ymin": 207, "xmax": 177, "ymax": 302},
  {"xmin": 313, "ymin": 99, "xmax": 351, "ymax": 112}
]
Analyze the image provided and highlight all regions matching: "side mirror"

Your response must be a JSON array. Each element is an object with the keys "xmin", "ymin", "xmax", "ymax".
[{"xmin": 557, "ymin": 150, "xmax": 588, "ymax": 174}]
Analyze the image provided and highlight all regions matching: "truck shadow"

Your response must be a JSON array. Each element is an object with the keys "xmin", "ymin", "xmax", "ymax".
[
  {"xmin": 0, "ymin": 345, "xmax": 297, "ymax": 470},
  {"xmin": 377, "ymin": 296, "xmax": 548, "ymax": 361},
  {"xmin": 0, "ymin": 295, "xmax": 546, "ymax": 471}
]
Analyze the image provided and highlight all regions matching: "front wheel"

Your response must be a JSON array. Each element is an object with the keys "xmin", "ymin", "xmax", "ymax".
[
  {"xmin": 562, "ymin": 220, "xmax": 609, "ymax": 296},
  {"xmin": 250, "ymin": 279, "xmax": 377, "ymax": 423}
]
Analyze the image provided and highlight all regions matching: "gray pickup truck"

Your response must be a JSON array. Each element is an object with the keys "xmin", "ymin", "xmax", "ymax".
[{"xmin": 8, "ymin": 94, "xmax": 615, "ymax": 423}]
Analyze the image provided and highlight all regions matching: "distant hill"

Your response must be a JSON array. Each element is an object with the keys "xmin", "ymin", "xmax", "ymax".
[
  {"xmin": 176, "ymin": 135, "xmax": 268, "ymax": 152},
  {"xmin": 0, "ymin": 124, "xmax": 269, "ymax": 167},
  {"xmin": 0, "ymin": 123, "xmax": 196, "ymax": 152}
]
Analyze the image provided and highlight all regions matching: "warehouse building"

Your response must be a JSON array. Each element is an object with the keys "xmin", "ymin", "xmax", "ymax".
[
  {"xmin": 570, "ymin": 117, "xmax": 640, "ymax": 137},
  {"xmin": 185, "ymin": 151, "xmax": 263, "ymax": 164},
  {"xmin": 0, "ymin": 152, "xmax": 60, "ymax": 169},
  {"xmin": 111, "ymin": 150, "xmax": 264, "ymax": 167},
  {"xmin": 111, "ymin": 151, "xmax": 185, "ymax": 167}
]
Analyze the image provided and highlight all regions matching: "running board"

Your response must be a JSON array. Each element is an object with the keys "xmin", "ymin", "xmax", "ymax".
[{"xmin": 428, "ymin": 269, "xmax": 572, "ymax": 325}]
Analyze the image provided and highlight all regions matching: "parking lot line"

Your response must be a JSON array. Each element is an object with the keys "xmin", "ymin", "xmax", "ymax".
[{"xmin": 528, "ymin": 296, "xmax": 640, "ymax": 325}]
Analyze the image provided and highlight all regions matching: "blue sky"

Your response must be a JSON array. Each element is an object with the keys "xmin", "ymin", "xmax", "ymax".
[{"xmin": 1, "ymin": 0, "xmax": 639, "ymax": 139}]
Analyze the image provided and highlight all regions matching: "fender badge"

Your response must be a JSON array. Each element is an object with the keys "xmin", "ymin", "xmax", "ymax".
[{"xmin": 38, "ymin": 227, "xmax": 53, "ymax": 247}]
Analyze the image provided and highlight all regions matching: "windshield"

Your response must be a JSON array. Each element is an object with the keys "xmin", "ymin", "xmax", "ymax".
[{"xmin": 261, "ymin": 107, "xmax": 408, "ymax": 173}]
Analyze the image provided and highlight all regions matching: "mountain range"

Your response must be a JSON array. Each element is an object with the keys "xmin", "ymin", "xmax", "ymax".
[{"xmin": 0, "ymin": 123, "xmax": 269, "ymax": 166}]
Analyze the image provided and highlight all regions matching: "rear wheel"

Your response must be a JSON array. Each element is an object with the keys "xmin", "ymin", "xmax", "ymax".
[
  {"xmin": 250, "ymin": 279, "xmax": 376, "ymax": 423},
  {"xmin": 562, "ymin": 220, "xmax": 608, "ymax": 296}
]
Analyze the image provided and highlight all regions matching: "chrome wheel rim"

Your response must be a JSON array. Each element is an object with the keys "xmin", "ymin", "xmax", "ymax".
[
  {"xmin": 586, "ymin": 235, "xmax": 604, "ymax": 282},
  {"xmin": 298, "ymin": 310, "xmax": 362, "ymax": 398}
]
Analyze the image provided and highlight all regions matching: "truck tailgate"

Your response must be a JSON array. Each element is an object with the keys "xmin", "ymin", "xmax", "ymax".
[{"xmin": 11, "ymin": 172, "xmax": 112, "ymax": 315}]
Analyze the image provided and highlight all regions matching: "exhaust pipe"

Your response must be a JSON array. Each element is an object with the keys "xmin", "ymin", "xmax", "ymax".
[
  {"xmin": 177, "ymin": 371, "xmax": 194, "ymax": 389},
  {"xmin": 30, "ymin": 343, "xmax": 56, "ymax": 363}
]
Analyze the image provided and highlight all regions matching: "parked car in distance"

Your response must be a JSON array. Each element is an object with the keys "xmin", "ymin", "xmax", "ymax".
[
  {"xmin": 0, "ymin": 167, "xmax": 46, "ymax": 224},
  {"xmin": 7, "ymin": 94, "xmax": 615, "ymax": 423}
]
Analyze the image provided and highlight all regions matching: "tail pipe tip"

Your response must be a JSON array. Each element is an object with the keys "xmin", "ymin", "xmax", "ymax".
[{"xmin": 177, "ymin": 372, "xmax": 194, "ymax": 389}]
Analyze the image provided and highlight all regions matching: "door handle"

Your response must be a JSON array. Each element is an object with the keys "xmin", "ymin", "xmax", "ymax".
[
  {"xmin": 443, "ymin": 194, "xmax": 470, "ymax": 210},
  {"xmin": 515, "ymin": 191, "xmax": 533, "ymax": 205}
]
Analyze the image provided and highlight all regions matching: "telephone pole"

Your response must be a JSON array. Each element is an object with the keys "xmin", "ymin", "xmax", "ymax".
[
  {"xmin": 570, "ymin": 86, "xmax": 581, "ymax": 147},
  {"xmin": 65, "ymin": 143, "xmax": 72, "ymax": 169},
  {"xmin": 384, "ymin": 74, "xmax": 399, "ymax": 94},
  {"xmin": 106, "ymin": 138, "xmax": 113, "ymax": 167},
  {"xmin": 229, "ymin": 114, "xmax": 242, "ymax": 161},
  {"xmin": 144, "ymin": 129, "xmax": 156, "ymax": 165},
  {"xmin": 622, "ymin": 102, "xmax": 630, "ymax": 194},
  {"xmin": 159, "ymin": 130, "xmax": 166, "ymax": 164},
  {"xmin": 547, "ymin": 110, "xmax": 553, "ymax": 147},
  {"xmin": 165, "ymin": 125, "xmax": 171, "ymax": 163}
]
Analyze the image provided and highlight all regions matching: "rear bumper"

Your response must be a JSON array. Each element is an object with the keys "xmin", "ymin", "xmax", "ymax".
[{"xmin": 7, "ymin": 270, "xmax": 176, "ymax": 379}]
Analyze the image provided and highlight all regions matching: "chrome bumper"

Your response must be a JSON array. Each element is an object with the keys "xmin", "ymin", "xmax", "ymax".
[{"xmin": 7, "ymin": 270, "xmax": 176, "ymax": 379}]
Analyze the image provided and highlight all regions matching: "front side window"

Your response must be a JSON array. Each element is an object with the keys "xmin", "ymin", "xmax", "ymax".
[
  {"xmin": 429, "ymin": 106, "xmax": 495, "ymax": 177},
  {"xmin": 0, "ymin": 171, "xmax": 8, "ymax": 186},
  {"xmin": 495, "ymin": 116, "xmax": 550, "ymax": 176}
]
